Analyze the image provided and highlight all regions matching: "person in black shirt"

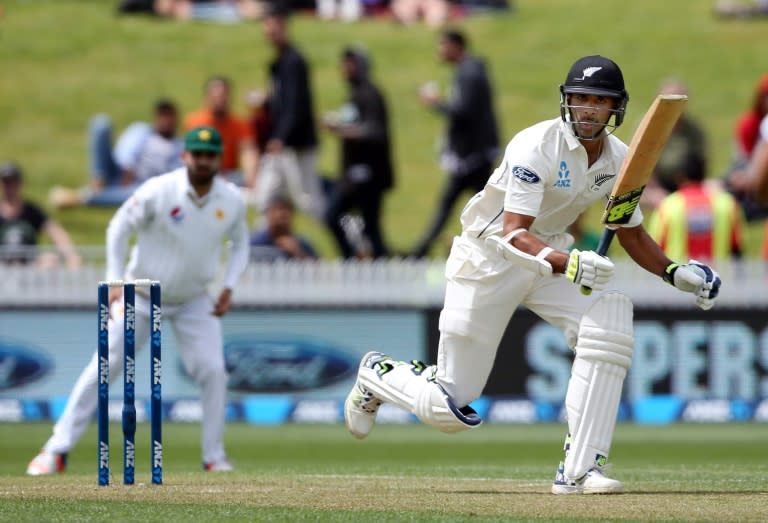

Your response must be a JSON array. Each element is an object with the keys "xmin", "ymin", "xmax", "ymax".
[
  {"xmin": 255, "ymin": 7, "xmax": 325, "ymax": 221},
  {"xmin": 323, "ymin": 47, "xmax": 394, "ymax": 259},
  {"xmin": 411, "ymin": 29, "xmax": 500, "ymax": 258},
  {"xmin": 0, "ymin": 162, "xmax": 81, "ymax": 268}
]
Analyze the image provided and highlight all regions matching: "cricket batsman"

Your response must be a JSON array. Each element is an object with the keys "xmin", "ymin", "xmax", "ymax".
[{"xmin": 343, "ymin": 55, "xmax": 721, "ymax": 494}]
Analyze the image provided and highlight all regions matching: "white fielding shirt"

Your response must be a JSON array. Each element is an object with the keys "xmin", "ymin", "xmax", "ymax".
[
  {"xmin": 106, "ymin": 168, "xmax": 250, "ymax": 304},
  {"xmin": 460, "ymin": 118, "xmax": 643, "ymax": 250}
]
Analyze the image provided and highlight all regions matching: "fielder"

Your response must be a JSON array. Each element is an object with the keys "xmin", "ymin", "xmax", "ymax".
[
  {"xmin": 344, "ymin": 56, "xmax": 722, "ymax": 494},
  {"xmin": 27, "ymin": 127, "xmax": 250, "ymax": 475}
]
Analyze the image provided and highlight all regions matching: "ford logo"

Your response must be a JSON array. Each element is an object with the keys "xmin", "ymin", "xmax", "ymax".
[
  {"xmin": 512, "ymin": 165, "xmax": 540, "ymax": 184},
  {"xmin": 223, "ymin": 336, "xmax": 358, "ymax": 393},
  {"xmin": 0, "ymin": 339, "xmax": 53, "ymax": 390}
]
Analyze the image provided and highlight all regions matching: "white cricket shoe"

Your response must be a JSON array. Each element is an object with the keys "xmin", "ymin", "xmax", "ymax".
[
  {"xmin": 26, "ymin": 450, "xmax": 67, "ymax": 476},
  {"xmin": 204, "ymin": 458, "xmax": 234, "ymax": 472},
  {"xmin": 344, "ymin": 351, "xmax": 388, "ymax": 439},
  {"xmin": 551, "ymin": 461, "xmax": 623, "ymax": 495}
]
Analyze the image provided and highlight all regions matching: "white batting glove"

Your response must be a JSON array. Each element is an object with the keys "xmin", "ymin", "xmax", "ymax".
[
  {"xmin": 663, "ymin": 259, "xmax": 722, "ymax": 310},
  {"xmin": 565, "ymin": 249, "xmax": 615, "ymax": 291}
]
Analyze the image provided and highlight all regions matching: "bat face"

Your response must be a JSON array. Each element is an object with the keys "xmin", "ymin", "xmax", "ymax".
[{"xmin": 601, "ymin": 94, "xmax": 688, "ymax": 227}]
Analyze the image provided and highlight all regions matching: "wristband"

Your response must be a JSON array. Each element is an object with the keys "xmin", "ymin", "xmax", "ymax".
[{"xmin": 662, "ymin": 262, "xmax": 679, "ymax": 285}]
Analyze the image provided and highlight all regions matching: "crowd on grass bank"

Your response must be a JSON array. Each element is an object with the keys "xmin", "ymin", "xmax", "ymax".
[
  {"xmin": 3, "ymin": 5, "xmax": 768, "ymax": 269},
  {"xmin": 117, "ymin": 0, "xmax": 512, "ymax": 26}
]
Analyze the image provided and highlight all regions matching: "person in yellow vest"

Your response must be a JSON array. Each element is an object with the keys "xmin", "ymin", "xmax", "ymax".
[{"xmin": 649, "ymin": 151, "xmax": 743, "ymax": 261}]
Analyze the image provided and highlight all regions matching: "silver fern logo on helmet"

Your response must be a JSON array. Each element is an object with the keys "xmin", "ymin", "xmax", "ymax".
[{"xmin": 576, "ymin": 67, "xmax": 603, "ymax": 81}]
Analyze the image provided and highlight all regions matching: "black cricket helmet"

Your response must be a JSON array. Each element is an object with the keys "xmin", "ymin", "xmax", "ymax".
[{"xmin": 559, "ymin": 55, "xmax": 629, "ymax": 136}]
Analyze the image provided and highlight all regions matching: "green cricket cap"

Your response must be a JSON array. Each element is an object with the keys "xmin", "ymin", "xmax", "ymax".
[{"xmin": 184, "ymin": 126, "xmax": 223, "ymax": 153}]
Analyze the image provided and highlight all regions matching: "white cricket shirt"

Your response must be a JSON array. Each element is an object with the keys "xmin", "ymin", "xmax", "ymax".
[
  {"xmin": 460, "ymin": 117, "xmax": 643, "ymax": 249},
  {"xmin": 106, "ymin": 168, "xmax": 250, "ymax": 304}
]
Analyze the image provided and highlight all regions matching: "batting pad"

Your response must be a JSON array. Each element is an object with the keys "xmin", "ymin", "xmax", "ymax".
[
  {"xmin": 564, "ymin": 292, "xmax": 634, "ymax": 480},
  {"xmin": 358, "ymin": 362, "xmax": 481, "ymax": 433}
]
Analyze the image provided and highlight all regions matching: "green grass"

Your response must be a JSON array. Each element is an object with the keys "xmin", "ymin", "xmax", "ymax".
[
  {"xmin": 2, "ymin": 1, "xmax": 768, "ymax": 257},
  {"xmin": 0, "ymin": 422, "xmax": 766, "ymax": 521}
]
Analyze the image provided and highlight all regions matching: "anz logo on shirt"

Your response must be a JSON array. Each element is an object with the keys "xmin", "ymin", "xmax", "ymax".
[{"xmin": 554, "ymin": 161, "xmax": 571, "ymax": 188}]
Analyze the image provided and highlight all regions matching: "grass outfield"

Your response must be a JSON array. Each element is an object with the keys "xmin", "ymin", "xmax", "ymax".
[{"xmin": 0, "ymin": 423, "xmax": 766, "ymax": 521}]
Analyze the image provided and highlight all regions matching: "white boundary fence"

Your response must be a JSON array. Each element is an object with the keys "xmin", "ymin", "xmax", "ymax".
[{"xmin": 0, "ymin": 247, "xmax": 766, "ymax": 308}]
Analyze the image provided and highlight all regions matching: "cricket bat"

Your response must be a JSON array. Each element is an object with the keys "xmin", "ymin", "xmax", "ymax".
[{"xmin": 581, "ymin": 94, "xmax": 688, "ymax": 295}]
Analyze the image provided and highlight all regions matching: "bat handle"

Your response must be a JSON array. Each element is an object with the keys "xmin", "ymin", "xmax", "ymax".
[{"xmin": 580, "ymin": 228, "xmax": 617, "ymax": 296}]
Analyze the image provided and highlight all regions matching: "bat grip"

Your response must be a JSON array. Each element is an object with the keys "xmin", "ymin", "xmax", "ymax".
[{"xmin": 580, "ymin": 228, "xmax": 617, "ymax": 295}]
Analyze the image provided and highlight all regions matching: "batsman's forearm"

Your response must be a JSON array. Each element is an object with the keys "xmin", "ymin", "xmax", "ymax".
[
  {"xmin": 617, "ymin": 225, "xmax": 672, "ymax": 278},
  {"xmin": 501, "ymin": 211, "xmax": 569, "ymax": 273},
  {"xmin": 510, "ymin": 232, "xmax": 569, "ymax": 273}
]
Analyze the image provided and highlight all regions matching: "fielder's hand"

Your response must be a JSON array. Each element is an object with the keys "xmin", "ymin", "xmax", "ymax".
[
  {"xmin": 212, "ymin": 288, "xmax": 233, "ymax": 317},
  {"xmin": 566, "ymin": 249, "xmax": 615, "ymax": 291},
  {"xmin": 663, "ymin": 260, "xmax": 722, "ymax": 310}
]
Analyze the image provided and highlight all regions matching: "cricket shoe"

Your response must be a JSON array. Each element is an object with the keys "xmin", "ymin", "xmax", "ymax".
[
  {"xmin": 551, "ymin": 461, "xmax": 623, "ymax": 495},
  {"xmin": 344, "ymin": 351, "xmax": 390, "ymax": 439},
  {"xmin": 203, "ymin": 457, "xmax": 234, "ymax": 472},
  {"xmin": 26, "ymin": 450, "xmax": 67, "ymax": 476}
]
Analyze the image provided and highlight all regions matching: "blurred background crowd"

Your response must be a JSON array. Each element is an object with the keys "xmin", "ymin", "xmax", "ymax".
[{"xmin": 2, "ymin": 0, "xmax": 768, "ymax": 270}]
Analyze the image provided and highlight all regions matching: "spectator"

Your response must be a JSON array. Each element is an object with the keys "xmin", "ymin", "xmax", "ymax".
[
  {"xmin": 724, "ymin": 73, "xmax": 768, "ymax": 221},
  {"xmin": 641, "ymin": 78, "xmax": 707, "ymax": 210},
  {"xmin": 184, "ymin": 76, "xmax": 259, "ymax": 188},
  {"xmin": 733, "ymin": 73, "xmax": 768, "ymax": 161},
  {"xmin": 0, "ymin": 162, "xmax": 82, "ymax": 268},
  {"xmin": 714, "ymin": 0, "xmax": 768, "ymax": 18},
  {"xmin": 246, "ymin": 88, "xmax": 271, "ymax": 154},
  {"xmin": 250, "ymin": 195, "xmax": 318, "ymax": 261},
  {"xmin": 391, "ymin": 0, "xmax": 449, "ymax": 28},
  {"xmin": 748, "ymin": 115, "xmax": 768, "ymax": 204},
  {"xmin": 49, "ymin": 100, "xmax": 183, "ymax": 209},
  {"xmin": 648, "ymin": 152, "xmax": 743, "ymax": 261},
  {"xmin": 454, "ymin": 0, "xmax": 510, "ymax": 14},
  {"xmin": 741, "ymin": 113, "xmax": 768, "ymax": 257},
  {"xmin": 316, "ymin": 0, "xmax": 362, "ymax": 22},
  {"xmin": 118, "ymin": 0, "xmax": 265, "ymax": 21},
  {"xmin": 411, "ymin": 29, "xmax": 499, "ymax": 258},
  {"xmin": 323, "ymin": 47, "xmax": 394, "ymax": 259},
  {"xmin": 116, "ymin": 0, "xmax": 158, "ymax": 13},
  {"xmin": 254, "ymin": 7, "xmax": 325, "ymax": 220}
]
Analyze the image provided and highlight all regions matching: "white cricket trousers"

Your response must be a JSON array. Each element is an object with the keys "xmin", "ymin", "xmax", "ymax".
[
  {"xmin": 435, "ymin": 234, "xmax": 597, "ymax": 406},
  {"xmin": 374, "ymin": 233, "xmax": 627, "ymax": 478},
  {"xmin": 44, "ymin": 293, "xmax": 229, "ymax": 464},
  {"xmin": 254, "ymin": 148, "xmax": 325, "ymax": 220}
]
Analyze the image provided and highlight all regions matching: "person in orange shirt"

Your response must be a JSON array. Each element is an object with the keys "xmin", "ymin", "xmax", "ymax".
[{"xmin": 184, "ymin": 76, "xmax": 259, "ymax": 189}]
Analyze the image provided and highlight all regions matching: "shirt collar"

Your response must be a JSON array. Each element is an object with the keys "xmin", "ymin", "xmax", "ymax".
[
  {"xmin": 559, "ymin": 118, "xmax": 612, "ymax": 163},
  {"xmin": 182, "ymin": 170, "xmax": 219, "ymax": 207},
  {"xmin": 559, "ymin": 119, "xmax": 583, "ymax": 152}
]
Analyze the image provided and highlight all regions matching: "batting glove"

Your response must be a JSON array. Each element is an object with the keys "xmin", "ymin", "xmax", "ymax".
[
  {"xmin": 565, "ymin": 249, "xmax": 615, "ymax": 291},
  {"xmin": 663, "ymin": 259, "xmax": 722, "ymax": 310}
]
